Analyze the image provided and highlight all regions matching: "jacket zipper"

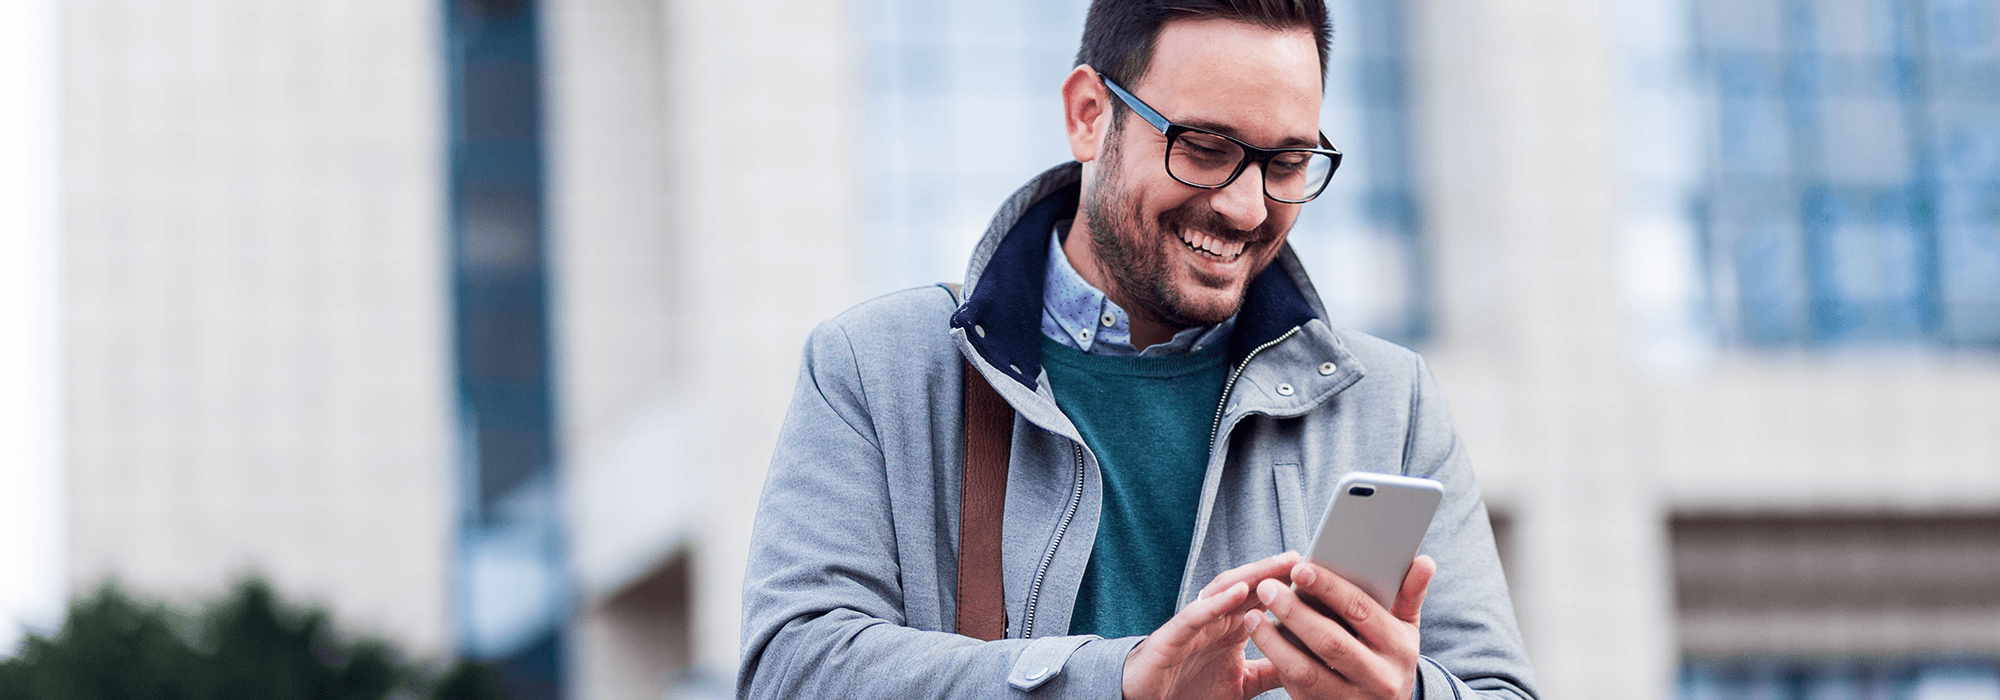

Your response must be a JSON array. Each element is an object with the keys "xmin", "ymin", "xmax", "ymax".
[
  {"xmin": 1208, "ymin": 326, "xmax": 1302, "ymax": 446},
  {"xmin": 1019, "ymin": 326, "xmax": 1298, "ymax": 637},
  {"xmin": 1019, "ymin": 441, "xmax": 1085, "ymax": 638},
  {"xmin": 1174, "ymin": 326, "xmax": 1303, "ymax": 601}
]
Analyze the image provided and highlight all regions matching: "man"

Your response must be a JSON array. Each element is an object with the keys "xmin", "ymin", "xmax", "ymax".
[{"xmin": 740, "ymin": 1, "xmax": 1538, "ymax": 698}]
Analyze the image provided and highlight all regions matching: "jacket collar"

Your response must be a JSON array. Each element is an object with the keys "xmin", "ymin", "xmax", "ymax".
[{"xmin": 952, "ymin": 162, "xmax": 1325, "ymax": 389}]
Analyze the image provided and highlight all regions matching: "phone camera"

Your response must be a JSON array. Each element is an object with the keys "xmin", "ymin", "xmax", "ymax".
[{"xmin": 1348, "ymin": 485, "xmax": 1376, "ymax": 497}]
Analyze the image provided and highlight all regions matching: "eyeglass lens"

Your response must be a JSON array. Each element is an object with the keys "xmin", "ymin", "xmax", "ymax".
[{"xmin": 1168, "ymin": 131, "xmax": 1335, "ymax": 202}]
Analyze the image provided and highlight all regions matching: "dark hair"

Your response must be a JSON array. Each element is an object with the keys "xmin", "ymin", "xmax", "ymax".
[{"xmin": 1075, "ymin": 0, "xmax": 1332, "ymax": 92}]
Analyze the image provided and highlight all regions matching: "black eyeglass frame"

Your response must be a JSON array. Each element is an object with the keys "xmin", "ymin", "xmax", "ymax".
[{"xmin": 1099, "ymin": 74, "xmax": 1343, "ymax": 204}]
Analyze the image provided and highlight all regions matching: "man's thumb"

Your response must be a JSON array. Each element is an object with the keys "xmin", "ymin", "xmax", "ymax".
[{"xmin": 1393, "ymin": 555, "xmax": 1436, "ymax": 622}]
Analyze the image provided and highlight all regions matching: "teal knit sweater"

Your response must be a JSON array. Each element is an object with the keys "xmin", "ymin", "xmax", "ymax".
[{"xmin": 1040, "ymin": 337, "xmax": 1230, "ymax": 639}]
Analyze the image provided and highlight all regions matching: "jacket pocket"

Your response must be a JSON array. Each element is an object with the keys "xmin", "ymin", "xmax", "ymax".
[{"xmin": 1272, "ymin": 460, "xmax": 1308, "ymax": 552}]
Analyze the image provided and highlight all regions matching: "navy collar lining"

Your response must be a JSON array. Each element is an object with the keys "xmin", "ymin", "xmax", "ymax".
[{"xmin": 952, "ymin": 181, "xmax": 1318, "ymax": 389}]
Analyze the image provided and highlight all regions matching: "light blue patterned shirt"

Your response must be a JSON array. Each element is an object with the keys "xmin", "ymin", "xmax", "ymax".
[{"xmin": 1041, "ymin": 222, "xmax": 1235, "ymax": 357}]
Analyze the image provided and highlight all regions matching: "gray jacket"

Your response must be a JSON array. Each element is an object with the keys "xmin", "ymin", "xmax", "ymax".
[{"xmin": 741, "ymin": 163, "xmax": 1538, "ymax": 699}]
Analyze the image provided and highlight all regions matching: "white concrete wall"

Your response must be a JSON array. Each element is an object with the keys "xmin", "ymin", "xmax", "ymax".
[
  {"xmin": 0, "ymin": 0, "xmax": 66, "ymax": 655},
  {"xmin": 659, "ymin": 0, "xmax": 865, "ymax": 681},
  {"xmin": 60, "ymin": 0, "xmax": 453, "ymax": 653},
  {"xmin": 541, "ymin": 0, "xmax": 693, "ymax": 695},
  {"xmin": 548, "ymin": 0, "xmax": 864, "ymax": 694}
]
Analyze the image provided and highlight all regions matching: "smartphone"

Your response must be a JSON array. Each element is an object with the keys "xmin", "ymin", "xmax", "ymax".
[
  {"xmin": 1272, "ymin": 472, "xmax": 1442, "ymax": 652},
  {"xmin": 1301, "ymin": 472, "xmax": 1443, "ymax": 606}
]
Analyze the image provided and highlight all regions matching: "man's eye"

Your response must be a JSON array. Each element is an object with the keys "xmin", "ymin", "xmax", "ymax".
[
  {"xmin": 1270, "ymin": 154, "xmax": 1310, "ymax": 173},
  {"xmin": 1180, "ymin": 142, "xmax": 1226, "ymax": 159},
  {"xmin": 1177, "ymin": 134, "xmax": 1237, "ymax": 157}
]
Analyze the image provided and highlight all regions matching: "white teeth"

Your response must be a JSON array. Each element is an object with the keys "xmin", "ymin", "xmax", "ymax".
[{"xmin": 1181, "ymin": 229, "xmax": 1244, "ymax": 261}]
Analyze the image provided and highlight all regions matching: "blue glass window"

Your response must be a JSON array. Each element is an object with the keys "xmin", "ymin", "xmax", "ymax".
[
  {"xmin": 445, "ymin": 0, "xmax": 565, "ymax": 696},
  {"xmin": 1694, "ymin": 0, "xmax": 2000, "ymax": 347},
  {"xmin": 1293, "ymin": 0, "xmax": 1427, "ymax": 343},
  {"xmin": 858, "ymin": 0, "xmax": 1087, "ymax": 295},
  {"xmin": 1681, "ymin": 658, "xmax": 2000, "ymax": 700}
]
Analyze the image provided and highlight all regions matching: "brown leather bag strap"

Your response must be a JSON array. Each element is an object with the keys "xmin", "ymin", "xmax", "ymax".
[{"xmin": 950, "ymin": 282, "xmax": 1013, "ymax": 641}]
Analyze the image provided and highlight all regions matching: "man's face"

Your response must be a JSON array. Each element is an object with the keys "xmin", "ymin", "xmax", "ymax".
[{"xmin": 1079, "ymin": 19, "xmax": 1323, "ymax": 328}]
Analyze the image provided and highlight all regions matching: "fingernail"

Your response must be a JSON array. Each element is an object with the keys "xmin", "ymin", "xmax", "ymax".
[
  {"xmin": 1294, "ymin": 564, "xmax": 1316, "ymax": 586},
  {"xmin": 1245, "ymin": 611, "xmax": 1262, "ymax": 630},
  {"xmin": 1257, "ymin": 580, "xmax": 1277, "ymax": 605}
]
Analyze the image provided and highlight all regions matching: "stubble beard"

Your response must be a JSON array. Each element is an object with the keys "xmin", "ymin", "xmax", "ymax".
[{"xmin": 1081, "ymin": 128, "xmax": 1284, "ymax": 329}]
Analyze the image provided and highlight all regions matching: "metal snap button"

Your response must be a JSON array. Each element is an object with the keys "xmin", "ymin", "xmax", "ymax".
[
  {"xmin": 974, "ymin": 324, "xmax": 986, "ymax": 338},
  {"xmin": 1025, "ymin": 666, "xmax": 1049, "ymax": 681},
  {"xmin": 1276, "ymin": 383, "xmax": 1295, "ymax": 396},
  {"xmin": 1010, "ymin": 364, "xmax": 1022, "ymax": 374},
  {"xmin": 1100, "ymin": 312, "xmax": 1116, "ymax": 327},
  {"xmin": 1318, "ymin": 362, "xmax": 1336, "ymax": 375}
]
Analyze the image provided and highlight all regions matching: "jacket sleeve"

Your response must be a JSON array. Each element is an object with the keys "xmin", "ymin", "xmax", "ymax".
[
  {"xmin": 738, "ymin": 319, "xmax": 1141, "ymax": 700},
  {"xmin": 1400, "ymin": 354, "xmax": 1540, "ymax": 700}
]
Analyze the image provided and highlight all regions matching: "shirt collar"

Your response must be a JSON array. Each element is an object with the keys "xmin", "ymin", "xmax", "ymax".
[{"xmin": 1040, "ymin": 221, "xmax": 1234, "ymax": 357}]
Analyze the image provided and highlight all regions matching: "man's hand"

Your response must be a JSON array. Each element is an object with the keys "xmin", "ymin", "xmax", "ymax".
[
  {"xmin": 1122, "ymin": 553, "xmax": 1302, "ymax": 700},
  {"xmin": 1244, "ymin": 555, "xmax": 1436, "ymax": 699}
]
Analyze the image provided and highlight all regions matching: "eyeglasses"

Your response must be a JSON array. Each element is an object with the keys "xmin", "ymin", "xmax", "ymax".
[{"xmin": 1099, "ymin": 74, "xmax": 1342, "ymax": 204}]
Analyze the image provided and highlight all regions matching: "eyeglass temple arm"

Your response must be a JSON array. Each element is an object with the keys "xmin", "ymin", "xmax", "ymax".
[{"xmin": 1097, "ymin": 74, "xmax": 1172, "ymax": 134}]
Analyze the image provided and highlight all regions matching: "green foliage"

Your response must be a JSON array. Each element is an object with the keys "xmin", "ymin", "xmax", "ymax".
[
  {"xmin": 430, "ymin": 661, "xmax": 511, "ymax": 700},
  {"xmin": 0, "ymin": 579, "xmax": 507, "ymax": 700}
]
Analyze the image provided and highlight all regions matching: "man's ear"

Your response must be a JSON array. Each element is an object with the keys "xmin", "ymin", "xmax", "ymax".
[{"xmin": 1062, "ymin": 65, "xmax": 1112, "ymax": 163}]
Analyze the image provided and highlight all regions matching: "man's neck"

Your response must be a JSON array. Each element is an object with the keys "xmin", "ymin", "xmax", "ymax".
[{"xmin": 1059, "ymin": 221, "xmax": 1186, "ymax": 350}]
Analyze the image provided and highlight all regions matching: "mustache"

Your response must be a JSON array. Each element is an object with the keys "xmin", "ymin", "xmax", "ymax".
[{"xmin": 1156, "ymin": 202, "xmax": 1277, "ymax": 244}]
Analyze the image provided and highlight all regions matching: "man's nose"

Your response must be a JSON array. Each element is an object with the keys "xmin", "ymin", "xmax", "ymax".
[{"xmin": 1209, "ymin": 163, "xmax": 1269, "ymax": 232}]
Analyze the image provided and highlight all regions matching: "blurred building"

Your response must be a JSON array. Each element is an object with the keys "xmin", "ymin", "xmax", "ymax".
[
  {"xmin": 2, "ymin": 0, "xmax": 858, "ymax": 697},
  {"xmin": 3, "ymin": 0, "xmax": 1997, "ymax": 699}
]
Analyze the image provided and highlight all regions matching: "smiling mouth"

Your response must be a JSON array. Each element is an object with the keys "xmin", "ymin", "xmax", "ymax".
[{"xmin": 1181, "ymin": 229, "xmax": 1246, "ymax": 262}]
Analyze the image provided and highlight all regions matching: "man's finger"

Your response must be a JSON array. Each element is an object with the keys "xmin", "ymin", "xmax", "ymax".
[
  {"xmin": 1149, "ymin": 580, "xmax": 1251, "ymax": 653},
  {"xmin": 1240, "ymin": 640, "xmax": 1283, "ymax": 695},
  {"xmin": 1258, "ymin": 577, "xmax": 1385, "ymax": 683},
  {"xmin": 1392, "ymin": 555, "xmax": 1436, "ymax": 623},
  {"xmin": 1245, "ymin": 606, "xmax": 1350, "ymax": 694},
  {"xmin": 1198, "ymin": 551, "xmax": 1302, "ymax": 600},
  {"xmin": 1287, "ymin": 561, "xmax": 1404, "ymax": 650}
]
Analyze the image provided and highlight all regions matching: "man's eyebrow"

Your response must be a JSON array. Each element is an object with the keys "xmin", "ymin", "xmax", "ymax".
[{"xmin": 1176, "ymin": 118, "xmax": 1320, "ymax": 149}]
